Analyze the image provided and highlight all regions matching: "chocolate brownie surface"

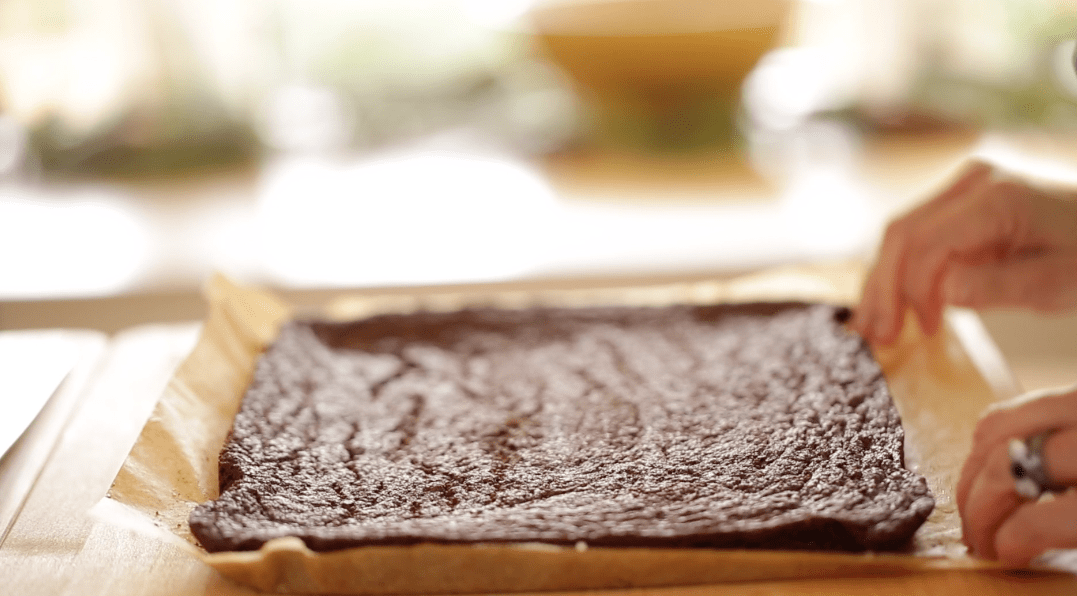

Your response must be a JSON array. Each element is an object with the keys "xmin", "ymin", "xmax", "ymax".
[{"xmin": 189, "ymin": 303, "xmax": 934, "ymax": 553}]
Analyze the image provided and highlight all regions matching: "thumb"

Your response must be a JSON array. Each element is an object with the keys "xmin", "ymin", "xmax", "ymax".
[{"xmin": 942, "ymin": 252, "xmax": 1077, "ymax": 312}]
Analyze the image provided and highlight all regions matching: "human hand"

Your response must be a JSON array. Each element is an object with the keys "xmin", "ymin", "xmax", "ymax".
[
  {"xmin": 957, "ymin": 386, "xmax": 1077, "ymax": 566},
  {"xmin": 854, "ymin": 160, "xmax": 1077, "ymax": 345}
]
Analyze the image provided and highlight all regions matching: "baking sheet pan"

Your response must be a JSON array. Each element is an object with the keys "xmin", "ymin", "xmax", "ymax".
[{"xmin": 100, "ymin": 264, "xmax": 1021, "ymax": 593}]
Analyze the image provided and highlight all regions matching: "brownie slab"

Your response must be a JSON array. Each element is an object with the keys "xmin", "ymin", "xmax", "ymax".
[{"xmin": 189, "ymin": 303, "xmax": 934, "ymax": 553}]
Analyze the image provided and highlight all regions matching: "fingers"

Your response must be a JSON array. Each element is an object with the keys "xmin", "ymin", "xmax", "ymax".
[
  {"xmin": 854, "ymin": 223, "xmax": 908, "ymax": 344},
  {"xmin": 855, "ymin": 161, "xmax": 995, "ymax": 344},
  {"xmin": 957, "ymin": 388, "xmax": 1077, "ymax": 516},
  {"xmin": 961, "ymin": 442, "xmax": 1024, "ymax": 559},
  {"xmin": 943, "ymin": 251, "xmax": 1077, "ymax": 313},
  {"xmin": 1043, "ymin": 426, "xmax": 1077, "ymax": 485},
  {"xmin": 995, "ymin": 490, "xmax": 1077, "ymax": 568},
  {"xmin": 855, "ymin": 159, "xmax": 1077, "ymax": 344},
  {"xmin": 960, "ymin": 425, "xmax": 1077, "ymax": 562},
  {"xmin": 896, "ymin": 176, "xmax": 1034, "ymax": 336}
]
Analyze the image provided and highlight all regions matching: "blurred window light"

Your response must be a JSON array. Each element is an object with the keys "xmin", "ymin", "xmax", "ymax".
[
  {"xmin": 0, "ymin": 192, "xmax": 153, "ymax": 299},
  {"xmin": 936, "ymin": 0, "xmax": 1032, "ymax": 87},
  {"xmin": 257, "ymin": 149, "xmax": 559, "ymax": 288},
  {"xmin": 0, "ymin": 116, "xmax": 26, "ymax": 176},
  {"xmin": 462, "ymin": 0, "xmax": 537, "ymax": 29},
  {"xmin": 1, "ymin": 0, "xmax": 564, "ymax": 176},
  {"xmin": 257, "ymin": 84, "xmax": 354, "ymax": 153},
  {"xmin": 742, "ymin": 48, "xmax": 838, "ymax": 131},
  {"xmin": 492, "ymin": 59, "xmax": 579, "ymax": 153},
  {"xmin": 779, "ymin": 168, "xmax": 874, "ymax": 258},
  {"xmin": 781, "ymin": 0, "xmax": 1077, "ymax": 127},
  {"xmin": 1054, "ymin": 39, "xmax": 1077, "ymax": 98},
  {"xmin": 0, "ymin": 0, "xmax": 156, "ymax": 133},
  {"xmin": 274, "ymin": 0, "xmax": 520, "ymax": 90},
  {"xmin": 974, "ymin": 135, "xmax": 1077, "ymax": 187}
]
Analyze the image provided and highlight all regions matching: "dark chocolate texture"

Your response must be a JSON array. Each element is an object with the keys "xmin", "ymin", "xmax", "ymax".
[{"xmin": 189, "ymin": 303, "xmax": 934, "ymax": 553}]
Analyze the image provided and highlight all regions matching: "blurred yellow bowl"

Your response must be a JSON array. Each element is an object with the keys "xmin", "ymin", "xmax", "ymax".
[
  {"xmin": 529, "ymin": 0, "xmax": 792, "ymax": 150},
  {"xmin": 530, "ymin": 0, "xmax": 792, "ymax": 93}
]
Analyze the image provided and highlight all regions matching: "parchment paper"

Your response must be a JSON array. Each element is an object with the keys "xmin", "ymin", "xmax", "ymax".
[{"xmin": 102, "ymin": 264, "xmax": 1021, "ymax": 594}]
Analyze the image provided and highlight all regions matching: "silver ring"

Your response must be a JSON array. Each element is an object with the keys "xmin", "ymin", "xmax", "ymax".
[{"xmin": 1009, "ymin": 430, "xmax": 1063, "ymax": 500}]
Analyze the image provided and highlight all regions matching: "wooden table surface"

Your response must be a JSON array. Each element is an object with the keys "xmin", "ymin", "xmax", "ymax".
[{"xmin": 0, "ymin": 324, "xmax": 1075, "ymax": 595}]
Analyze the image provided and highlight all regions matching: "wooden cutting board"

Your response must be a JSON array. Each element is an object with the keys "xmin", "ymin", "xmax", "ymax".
[
  {"xmin": 0, "ymin": 286, "xmax": 1075, "ymax": 594},
  {"xmin": 0, "ymin": 330, "xmax": 106, "ymax": 543}
]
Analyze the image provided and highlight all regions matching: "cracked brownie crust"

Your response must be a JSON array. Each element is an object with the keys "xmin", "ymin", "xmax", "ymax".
[{"xmin": 189, "ymin": 303, "xmax": 934, "ymax": 553}]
